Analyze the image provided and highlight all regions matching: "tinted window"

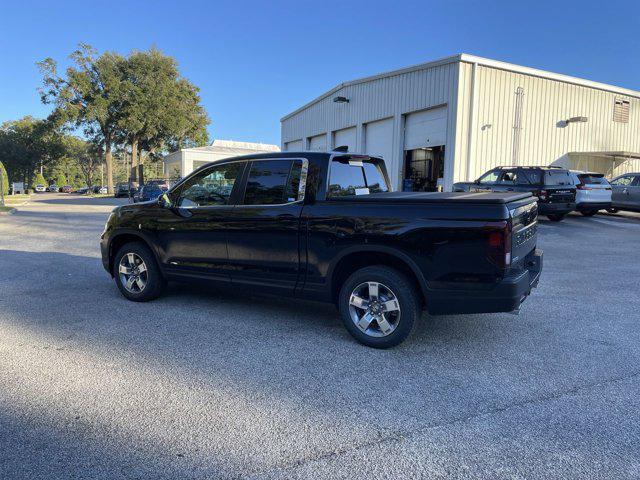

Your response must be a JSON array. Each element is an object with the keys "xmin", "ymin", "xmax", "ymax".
[
  {"xmin": 328, "ymin": 159, "xmax": 389, "ymax": 197},
  {"xmin": 177, "ymin": 162, "xmax": 243, "ymax": 207},
  {"xmin": 519, "ymin": 169, "xmax": 542, "ymax": 184},
  {"xmin": 243, "ymin": 160, "xmax": 303, "ymax": 205},
  {"xmin": 543, "ymin": 170, "xmax": 572, "ymax": 186},
  {"xmin": 478, "ymin": 170, "xmax": 499, "ymax": 184}
]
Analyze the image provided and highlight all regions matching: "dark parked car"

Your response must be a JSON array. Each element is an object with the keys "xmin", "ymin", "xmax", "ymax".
[
  {"xmin": 133, "ymin": 184, "xmax": 167, "ymax": 203},
  {"xmin": 453, "ymin": 166, "xmax": 576, "ymax": 221},
  {"xmin": 115, "ymin": 182, "xmax": 139, "ymax": 198},
  {"xmin": 61, "ymin": 185, "xmax": 73, "ymax": 193},
  {"xmin": 608, "ymin": 172, "xmax": 640, "ymax": 213},
  {"xmin": 101, "ymin": 152, "xmax": 542, "ymax": 348}
]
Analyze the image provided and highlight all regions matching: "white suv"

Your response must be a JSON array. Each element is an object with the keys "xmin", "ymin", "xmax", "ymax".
[{"xmin": 569, "ymin": 171, "xmax": 612, "ymax": 216}]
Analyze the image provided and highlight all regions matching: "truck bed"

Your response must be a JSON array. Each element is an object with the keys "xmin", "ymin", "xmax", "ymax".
[{"xmin": 330, "ymin": 191, "xmax": 533, "ymax": 204}]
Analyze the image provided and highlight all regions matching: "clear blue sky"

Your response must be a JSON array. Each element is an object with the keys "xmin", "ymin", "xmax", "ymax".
[{"xmin": 1, "ymin": 0, "xmax": 638, "ymax": 146}]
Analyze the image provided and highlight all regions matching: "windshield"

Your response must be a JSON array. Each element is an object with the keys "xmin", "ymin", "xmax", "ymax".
[{"xmin": 543, "ymin": 170, "xmax": 572, "ymax": 186}]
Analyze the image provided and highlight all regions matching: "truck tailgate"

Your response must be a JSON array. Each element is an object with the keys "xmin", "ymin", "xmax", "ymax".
[{"xmin": 509, "ymin": 199, "xmax": 538, "ymax": 265}]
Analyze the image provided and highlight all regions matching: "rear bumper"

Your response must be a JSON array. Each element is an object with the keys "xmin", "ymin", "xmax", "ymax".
[
  {"xmin": 576, "ymin": 202, "xmax": 611, "ymax": 211},
  {"xmin": 427, "ymin": 249, "xmax": 543, "ymax": 315},
  {"xmin": 538, "ymin": 202, "xmax": 575, "ymax": 215}
]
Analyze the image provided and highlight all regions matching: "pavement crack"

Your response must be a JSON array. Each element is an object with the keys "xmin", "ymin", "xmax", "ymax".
[{"xmin": 248, "ymin": 369, "xmax": 640, "ymax": 478}]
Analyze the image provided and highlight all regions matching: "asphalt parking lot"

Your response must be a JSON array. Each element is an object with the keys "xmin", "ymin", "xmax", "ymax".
[{"xmin": 1, "ymin": 193, "xmax": 639, "ymax": 479}]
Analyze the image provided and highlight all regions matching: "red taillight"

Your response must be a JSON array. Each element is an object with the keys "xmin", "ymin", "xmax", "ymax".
[
  {"xmin": 576, "ymin": 184, "xmax": 592, "ymax": 190},
  {"xmin": 486, "ymin": 222, "xmax": 512, "ymax": 269},
  {"xmin": 535, "ymin": 189, "xmax": 548, "ymax": 201}
]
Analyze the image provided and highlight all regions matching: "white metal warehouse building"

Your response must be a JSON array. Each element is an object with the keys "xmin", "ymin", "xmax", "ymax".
[
  {"xmin": 281, "ymin": 54, "xmax": 640, "ymax": 192},
  {"xmin": 164, "ymin": 139, "xmax": 280, "ymax": 179}
]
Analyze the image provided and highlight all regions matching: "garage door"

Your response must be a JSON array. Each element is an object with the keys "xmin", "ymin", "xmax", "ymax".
[
  {"xmin": 333, "ymin": 127, "xmax": 357, "ymax": 152},
  {"xmin": 308, "ymin": 134, "xmax": 327, "ymax": 151},
  {"xmin": 365, "ymin": 118, "xmax": 394, "ymax": 161},
  {"xmin": 404, "ymin": 107, "xmax": 447, "ymax": 150},
  {"xmin": 284, "ymin": 139, "xmax": 303, "ymax": 151}
]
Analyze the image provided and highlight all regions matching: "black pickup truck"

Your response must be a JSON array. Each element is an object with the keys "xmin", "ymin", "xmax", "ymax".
[{"xmin": 101, "ymin": 152, "xmax": 542, "ymax": 348}]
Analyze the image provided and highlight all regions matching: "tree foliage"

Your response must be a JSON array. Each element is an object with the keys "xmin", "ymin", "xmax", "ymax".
[
  {"xmin": 0, "ymin": 116, "xmax": 66, "ymax": 186},
  {"xmin": 38, "ymin": 44, "xmax": 210, "ymax": 189},
  {"xmin": 0, "ymin": 161, "xmax": 8, "ymax": 196}
]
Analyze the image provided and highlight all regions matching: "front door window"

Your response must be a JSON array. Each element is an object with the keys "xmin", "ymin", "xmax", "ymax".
[{"xmin": 176, "ymin": 163, "xmax": 243, "ymax": 207}]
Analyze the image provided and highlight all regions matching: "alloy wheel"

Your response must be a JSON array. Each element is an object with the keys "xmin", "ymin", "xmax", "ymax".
[
  {"xmin": 348, "ymin": 281, "xmax": 401, "ymax": 337},
  {"xmin": 118, "ymin": 252, "xmax": 148, "ymax": 293}
]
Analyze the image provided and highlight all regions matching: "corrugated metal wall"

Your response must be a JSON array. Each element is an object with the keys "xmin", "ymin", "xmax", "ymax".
[
  {"xmin": 455, "ymin": 62, "xmax": 640, "ymax": 182},
  {"xmin": 282, "ymin": 58, "xmax": 640, "ymax": 191},
  {"xmin": 281, "ymin": 62, "xmax": 460, "ymax": 189}
]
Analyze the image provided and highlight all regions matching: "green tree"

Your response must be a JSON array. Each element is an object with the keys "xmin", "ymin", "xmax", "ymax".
[
  {"xmin": 34, "ymin": 172, "xmax": 47, "ymax": 186},
  {"xmin": 0, "ymin": 161, "xmax": 8, "ymax": 199},
  {"xmin": 118, "ymin": 47, "xmax": 209, "ymax": 184},
  {"xmin": 0, "ymin": 117, "xmax": 66, "ymax": 187},
  {"xmin": 38, "ymin": 44, "xmax": 126, "ymax": 194}
]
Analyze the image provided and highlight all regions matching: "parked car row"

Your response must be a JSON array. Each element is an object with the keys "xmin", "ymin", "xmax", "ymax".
[
  {"xmin": 115, "ymin": 179, "xmax": 170, "ymax": 203},
  {"xmin": 453, "ymin": 166, "xmax": 640, "ymax": 221},
  {"xmin": 35, "ymin": 184, "xmax": 108, "ymax": 194}
]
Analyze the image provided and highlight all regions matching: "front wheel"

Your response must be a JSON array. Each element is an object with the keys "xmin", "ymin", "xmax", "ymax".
[
  {"xmin": 547, "ymin": 214, "xmax": 566, "ymax": 222},
  {"xmin": 339, "ymin": 266, "xmax": 421, "ymax": 348},
  {"xmin": 580, "ymin": 210, "xmax": 597, "ymax": 217},
  {"xmin": 113, "ymin": 242, "xmax": 165, "ymax": 302}
]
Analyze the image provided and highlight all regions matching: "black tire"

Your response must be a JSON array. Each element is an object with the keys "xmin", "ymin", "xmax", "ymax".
[
  {"xmin": 607, "ymin": 208, "xmax": 619, "ymax": 213},
  {"xmin": 546, "ymin": 214, "xmax": 566, "ymax": 222},
  {"xmin": 113, "ymin": 241, "xmax": 165, "ymax": 302},
  {"xmin": 580, "ymin": 210, "xmax": 597, "ymax": 217},
  {"xmin": 338, "ymin": 266, "xmax": 421, "ymax": 349}
]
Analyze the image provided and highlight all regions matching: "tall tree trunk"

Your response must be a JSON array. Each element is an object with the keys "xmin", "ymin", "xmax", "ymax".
[
  {"xmin": 130, "ymin": 138, "xmax": 139, "ymax": 183},
  {"xmin": 105, "ymin": 137, "xmax": 114, "ymax": 195},
  {"xmin": 138, "ymin": 151, "xmax": 145, "ymax": 186}
]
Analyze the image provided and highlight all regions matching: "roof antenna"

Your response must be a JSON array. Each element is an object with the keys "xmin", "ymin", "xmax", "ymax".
[{"xmin": 333, "ymin": 145, "xmax": 349, "ymax": 152}]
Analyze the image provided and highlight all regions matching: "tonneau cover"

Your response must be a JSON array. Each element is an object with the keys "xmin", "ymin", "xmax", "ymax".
[{"xmin": 331, "ymin": 191, "xmax": 533, "ymax": 204}]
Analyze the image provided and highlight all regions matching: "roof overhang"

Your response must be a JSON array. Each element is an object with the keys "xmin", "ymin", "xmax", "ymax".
[{"xmin": 568, "ymin": 151, "xmax": 640, "ymax": 160}]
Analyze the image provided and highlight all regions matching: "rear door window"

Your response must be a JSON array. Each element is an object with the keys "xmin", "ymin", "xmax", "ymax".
[
  {"xmin": 498, "ymin": 169, "xmax": 518, "ymax": 184},
  {"xmin": 543, "ymin": 170, "xmax": 572, "ymax": 186},
  {"xmin": 243, "ymin": 159, "xmax": 304, "ymax": 205}
]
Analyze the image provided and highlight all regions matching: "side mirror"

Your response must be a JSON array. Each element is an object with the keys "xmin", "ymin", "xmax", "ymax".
[{"xmin": 158, "ymin": 193, "xmax": 172, "ymax": 208}]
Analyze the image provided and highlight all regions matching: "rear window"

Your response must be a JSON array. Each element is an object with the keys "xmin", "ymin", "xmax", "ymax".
[
  {"xmin": 578, "ymin": 174, "xmax": 609, "ymax": 185},
  {"xmin": 328, "ymin": 157, "xmax": 389, "ymax": 197},
  {"xmin": 543, "ymin": 170, "xmax": 572, "ymax": 186}
]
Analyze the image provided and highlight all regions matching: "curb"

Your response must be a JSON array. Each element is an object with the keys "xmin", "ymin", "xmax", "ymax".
[{"xmin": 0, "ymin": 207, "xmax": 17, "ymax": 215}]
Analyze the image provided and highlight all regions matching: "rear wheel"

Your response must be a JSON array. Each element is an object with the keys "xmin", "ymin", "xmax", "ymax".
[
  {"xmin": 338, "ymin": 266, "xmax": 421, "ymax": 349},
  {"xmin": 580, "ymin": 210, "xmax": 597, "ymax": 217},
  {"xmin": 547, "ymin": 214, "xmax": 566, "ymax": 222},
  {"xmin": 113, "ymin": 242, "xmax": 165, "ymax": 302}
]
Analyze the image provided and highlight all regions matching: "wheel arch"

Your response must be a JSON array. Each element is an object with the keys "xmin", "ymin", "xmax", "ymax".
[
  {"xmin": 107, "ymin": 231, "xmax": 163, "ymax": 277},
  {"xmin": 328, "ymin": 246, "xmax": 428, "ymax": 306}
]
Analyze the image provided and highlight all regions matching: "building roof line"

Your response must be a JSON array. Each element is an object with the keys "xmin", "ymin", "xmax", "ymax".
[{"xmin": 280, "ymin": 53, "xmax": 640, "ymax": 122}]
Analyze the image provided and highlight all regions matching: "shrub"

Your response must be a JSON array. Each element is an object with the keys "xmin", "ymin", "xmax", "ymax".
[{"xmin": 0, "ymin": 162, "xmax": 8, "ymax": 197}]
